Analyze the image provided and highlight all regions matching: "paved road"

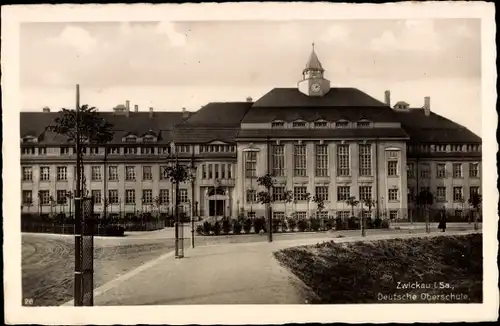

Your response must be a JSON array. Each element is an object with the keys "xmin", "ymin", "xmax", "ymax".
[{"xmin": 68, "ymin": 228, "xmax": 481, "ymax": 306}]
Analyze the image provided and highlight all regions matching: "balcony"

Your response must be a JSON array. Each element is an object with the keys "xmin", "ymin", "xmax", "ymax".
[{"xmin": 198, "ymin": 178, "xmax": 235, "ymax": 187}]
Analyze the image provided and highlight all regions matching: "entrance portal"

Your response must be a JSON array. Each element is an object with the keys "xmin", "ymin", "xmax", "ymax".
[{"xmin": 209, "ymin": 200, "xmax": 225, "ymax": 217}]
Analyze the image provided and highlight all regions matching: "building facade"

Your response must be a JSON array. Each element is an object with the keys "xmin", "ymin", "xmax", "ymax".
[{"xmin": 20, "ymin": 46, "xmax": 482, "ymax": 220}]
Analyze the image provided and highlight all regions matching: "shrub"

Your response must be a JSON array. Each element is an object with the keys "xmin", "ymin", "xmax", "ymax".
[
  {"xmin": 203, "ymin": 221, "xmax": 211, "ymax": 234},
  {"xmin": 335, "ymin": 217, "xmax": 345, "ymax": 230},
  {"xmin": 99, "ymin": 225, "xmax": 125, "ymax": 236},
  {"xmin": 348, "ymin": 217, "xmax": 360, "ymax": 229},
  {"xmin": 243, "ymin": 218, "xmax": 252, "ymax": 234},
  {"xmin": 213, "ymin": 221, "xmax": 221, "ymax": 235},
  {"xmin": 196, "ymin": 224, "xmax": 204, "ymax": 236},
  {"xmin": 287, "ymin": 218, "xmax": 297, "ymax": 232},
  {"xmin": 366, "ymin": 217, "xmax": 374, "ymax": 229},
  {"xmin": 310, "ymin": 218, "xmax": 321, "ymax": 231},
  {"xmin": 222, "ymin": 219, "xmax": 231, "ymax": 234},
  {"xmin": 253, "ymin": 217, "xmax": 266, "ymax": 234},
  {"xmin": 323, "ymin": 218, "xmax": 334, "ymax": 231},
  {"xmin": 272, "ymin": 219, "xmax": 281, "ymax": 233},
  {"xmin": 373, "ymin": 217, "xmax": 382, "ymax": 229},
  {"xmin": 380, "ymin": 219, "xmax": 390, "ymax": 229},
  {"xmin": 233, "ymin": 219, "xmax": 242, "ymax": 234},
  {"xmin": 297, "ymin": 219, "xmax": 309, "ymax": 232}
]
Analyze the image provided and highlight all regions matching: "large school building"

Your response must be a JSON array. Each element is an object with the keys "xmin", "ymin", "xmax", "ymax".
[{"xmin": 20, "ymin": 46, "xmax": 482, "ymax": 220}]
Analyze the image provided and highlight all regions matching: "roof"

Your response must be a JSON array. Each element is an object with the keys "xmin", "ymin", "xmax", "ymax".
[
  {"xmin": 241, "ymin": 106, "xmax": 400, "ymax": 124},
  {"xmin": 174, "ymin": 128, "xmax": 242, "ymax": 144},
  {"xmin": 176, "ymin": 102, "xmax": 253, "ymax": 127},
  {"xmin": 393, "ymin": 109, "xmax": 481, "ymax": 144},
  {"xmin": 236, "ymin": 128, "xmax": 409, "ymax": 140},
  {"xmin": 20, "ymin": 111, "xmax": 190, "ymax": 145},
  {"xmin": 304, "ymin": 47, "xmax": 324, "ymax": 72},
  {"xmin": 252, "ymin": 87, "xmax": 388, "ymax": 108}
]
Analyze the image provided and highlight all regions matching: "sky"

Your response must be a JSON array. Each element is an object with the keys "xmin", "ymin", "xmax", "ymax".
[{"xmin": 20, "ymin": 19, "xmax": 482, "ymax": 135}]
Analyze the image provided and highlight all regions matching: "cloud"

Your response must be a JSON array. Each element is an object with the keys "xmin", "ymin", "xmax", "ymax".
[
  {"xmin": 371, "ymin": 20, "xmax": 441, "ymax": 53},
  {"xmin": 47, "ymin": 26, "xmax": 98, "ymax": 55},
  {"xmin": 319, "ymin": 25, "xmax": 350, "ymax": 43},
  {"xmin": 155, "ymin": 21, "xmax": 187, "ymax": 47}
]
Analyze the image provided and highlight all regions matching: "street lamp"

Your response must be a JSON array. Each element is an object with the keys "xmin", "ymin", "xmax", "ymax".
[{"xmin": 189, "ymin": 165, "xmax": 197, "ymax": 249}]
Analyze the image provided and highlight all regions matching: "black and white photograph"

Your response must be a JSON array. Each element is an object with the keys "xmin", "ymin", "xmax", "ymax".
[{"xmin": 2, "ymin": 2, "xmax": 498, "ymax": 324}]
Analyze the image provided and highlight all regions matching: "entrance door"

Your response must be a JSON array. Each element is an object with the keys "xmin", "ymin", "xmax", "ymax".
[{"xmin": 209, "ymin": 200, "xmax": 225, "ymax": 216}]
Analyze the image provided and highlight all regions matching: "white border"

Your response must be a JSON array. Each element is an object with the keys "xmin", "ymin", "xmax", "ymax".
[{"xmin": 2, "ymin": 2, "xmax": 498, "ymax": 324}]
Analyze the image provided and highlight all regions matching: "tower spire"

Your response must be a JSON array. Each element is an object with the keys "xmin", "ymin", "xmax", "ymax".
[{"xmin": 303, "ymin": 42, "xmax": 324, "ymax": 73}]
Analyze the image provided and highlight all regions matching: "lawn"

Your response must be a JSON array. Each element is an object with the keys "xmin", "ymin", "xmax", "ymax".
[
  {"xmin": 22, "ymin": 234, "xmax": 175, "ymax": 306},
  {"xmin": 274, "ymin": 233, "xmax": 482, "ymax": 304}
]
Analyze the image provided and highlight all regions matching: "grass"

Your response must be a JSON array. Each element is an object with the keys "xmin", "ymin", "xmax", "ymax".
[{"xmin": 274, "ymin": 233, "xmax": 482, "ymax": 304}]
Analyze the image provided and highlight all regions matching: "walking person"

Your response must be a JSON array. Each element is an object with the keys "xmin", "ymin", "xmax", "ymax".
[{"xmin": 438, "ymin": 211, "xmax": 447, "ymax": 232}]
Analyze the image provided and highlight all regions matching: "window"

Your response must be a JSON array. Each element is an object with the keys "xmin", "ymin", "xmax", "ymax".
[
  {"xmin": 214, "ymin": 164, "xmax": 219, "ymax": 179},
  {"xmin": 160, "ymin": 166, "xmax": 168, "ymax": 180},
  {"xmin": 436, "ymin": 187, "xmax": 446, "ymax": 202},
  {"xmin": 157, "ymin": 146, "xmax": 170, "ymax": 155},
  {"xmin": 273, "ymin": 211, "xmax": 285, "ymax": 219},
  {"xmin": 40, "ymin": 166, "xmax": 50, "ymax": 181},
  {"xmin": 208, "ymin": 164, "xmax": 214, "ymax": 179},
  {"xmin": 362, "ymin": 210, "xmax": 372, "ymax": 219},
  {"xmin": 335, "ymin": 121, "xmax": 349, "ymax": 128},
  {"xmin": 89, "ymin": 147, "xmax": 99, "ymax": 155},
  {"xmin": 389, "ymin": 210, "xmax": 399, "ymax": 220},
  {"xmin": 292, "ymin": 121, "xmax": 306, "ymax": 127},
  {"xmin": 359, "ymin": 144, "xmax": 372, "ymax": 176},
  {"xmin": 245, "ymin": 151, "xmax": 257, "ymax": 178},
  {"xmin": 39, "ymin": 190, "xmax": 50, "ymax": 205},
  {"xmin": 294, "ymin": 187, "xmax": 308, "ymax": 201},
  {"xmin": 142, "ymin": 166, "xmax": 152, "ymax": 180},
  {"xmin": 142, "ymin": 189, "xmax": 153, "ymax": 204},
  {"xmin": 227, "ymin": 164, "xmax": 233, "ymax": 179},
  {"xmin": 407, "ymin": 187, "xmax": 415, "ymax": 202},
  {"xmin": 22, "ymin": 147, "xmax": 36, "ymax": 155},
  {"xmin": 453, "ymin": 187, "xmax": 463, "ymax": 202},
  {"xmin": 91, "ymin": 166, "xmax": 102, "ymax": 181},
  {"xmin": 271, "ymin": 121, "xmax": 285, "ymax": 128},
  {"xmin": 337, "ymin": 145, "xmax": 350, "ymax": 176},
  {"xmin": 248, "ymin": 211, "xmax": 256, "ymax": 218},
  {"xmin": 125, "ymin": 166, "xmax": 136, "ymax": 181},
  {"xmin": 179, "ymin": 189, "xmax": 188, "ymax": 203},
  {"xmin": 202, "ymin": 165, "xmax": 207, "ymax": 179},
  {"xmin": 125, "ymin": 189, "xmax": 136, "ymax": 204},
  {"xmin": 388, "ymin": 188, "xmax": 399, "ymax": 201},
  {"xmin": 56, "ymin": 190, "xmax": 67, "ymax": 204},
  {"xmin": 125, "ymin": 135, "xmax": 137, "ymax": 143},
  {"xmin": 314, "ymin": 121, "xmax": 327, "ymax": 128},
  {"xmin": 295, "ymin": 211, "xmax": 307, "ymax": 219},
  {"xmin": 359, "ymin": 186, "xmax": 372, "ymax": 201},
  {"xmin": 143, "ymin": 136, "xmax": 155, "ymax": 143},
  {"xmin": 272, "ymin": 145, "xmax": 285, "ymax": 177},
  {"xmin": 317, "ymin": 211, "xmax": 329, "ymax": 219},
  {"xmin": 107, "ymin": 147, "xmax": 120, "ymax": 155},
  {"xmin": 436, "ymin": 163, "xmax": 446, "ymax": 178},
  {"xmin": 176, "ymin": 145, "xmax": 191, "ymax": 153},
  {"xmin": 357, "ymin": 121, "xmax": 371, "ymax": 128},
  {"xmin": 315, "ymin": 145, "xmax": 328, "ymax": 177},
  {"xmin": 293, "ymin": 145, "xmax": 307, "ymax": 177},
  {"xmin": 108, "ymin": 190, "xmax": 119, "ymax": 204},
  {"xmin": 39, "ymin": 147, "xmax": 47, "ymax": 155},
  {"xmin": 273, "ymin": 186, "xmax": 285, "ymax": 201},
  {"xmin": 420, "ymin": 163, "xmax": 430, "ymax": 178},
  {"xmin": 407, "ymin": 163, "xmax": 415, "ymax": 179},
  {"xmin": 246, "ymin": 189, "xmax": 256, "ymax": 203},
  {"xmin": 92, "ymin": 190, "xmax": 102, "ymax": 205},
  {"xmin": 387, "ymin": 161, "xmax": 398, "ymax": 177},
  {"xmin": 108, "ymin": 166, "xmax": 119, "ymax": 181},
  {"xmin": 124, "ymin": 147, "xmax": 137, "ymax": 155},
  {"xmin": 469, "ymin": 163, "xmax": 479, "ymax": 178},
  {"xmin": 60, "ymin": 147, "xmax": 70, "ymax": 155},
  {"xmin": 22, "ymin": 167, "xmax": 33, "ymax": 181},
  {"xmin": 469, "ymin": 186, "xmax": 480, "ymax": 197},
  {"xmin": 420, "ymin": 186, "xmax": 430, "ymax": 194},
  {"xmin": 221, "ymin": 164, "xmax": 226, "ymax": 179},
  {"xmin": 337, "ymin": 211, "xmax": 350, "ymax": 219},
  {"xmin": 315, "ymin": 186, "xmax": 329, "ymax": 201},
  {"xmin": 159, "ymin": 189, "xmax": 170, "ymax": 204},
  {"xmin": 337, "ymin": 186, "xmax": 350, "ymax": 201},
  {"xmin": 453, "ymin": 163, "xmax": 463, "ymax": 178},
  {"xmin": 22, "ymin": 190, "xmax": 33, "ymax": 205},
  {"xmin": 141, "ymin": 147, "xmax": 154, "ymax": 155},
  {"xmin": 455, "ymin": 210, "xmax": 463, "ymax": 218}
]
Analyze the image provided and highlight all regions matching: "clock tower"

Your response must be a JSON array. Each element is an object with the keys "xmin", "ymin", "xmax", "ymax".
[{"xmin": 297, "ymin": 43, "xmax": 331, "ymax": 97}]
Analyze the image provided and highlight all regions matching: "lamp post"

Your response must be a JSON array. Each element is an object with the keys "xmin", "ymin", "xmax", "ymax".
[{"xmin": 190, "ymin": 165, "xmax": 197, "ymax": 249}]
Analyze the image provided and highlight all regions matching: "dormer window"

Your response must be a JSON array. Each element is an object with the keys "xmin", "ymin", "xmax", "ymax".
[
  {"xmin": 125, "ymin": 135, "xmax": 137, "ymax": 143},
  {"xmin": 335, "ymin": 121, "xmax": 349, "ymax": 128},
  {"xmin": 143, "ymin": 135, "xmax": 155, "ymax": 143},
  {"xmin": 271, "ymin": 121, "xmax": 285, "ymax": 128},
  {"xmin": 23, "ymin": 136, "xmax": 38, "ymax": 143},
  {"xmin": 357, "ymin": 121, "xmax": 371, "ymax": 128},
  {"xmin": 292, "ymin": 121, "xmax": 306, "ymax": 128},
  {"xmin": 314, "ymin": 121, "xmax": 328, "ymax": 128}
]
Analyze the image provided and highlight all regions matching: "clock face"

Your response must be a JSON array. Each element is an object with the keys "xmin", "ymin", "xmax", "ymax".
[{"xmin": 311, "ymin": 83, "xmax": 321, "ymax": 93}]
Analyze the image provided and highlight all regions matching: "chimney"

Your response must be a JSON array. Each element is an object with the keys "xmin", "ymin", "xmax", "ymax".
[
  {"xmin": 182, "ymin": 107, "xmax": 189, "ymax": 118},
  {"xmin": 134, "ymin": 104, "xmax": 139, "ymax": 112},
  {"xmin": 384, "ymin": 90, "xmax": 391, "ymax": 107},
  {"xmin": 246, "ymin": 96, "xmax": 253, "ymax": 102},
  {"xmin": 42, "ymin": 106, "xmax": 50, "ymax": 112},
  {"xmin": 125, "ymin": 100, "xmax": 130, "ymax": 117},
  {"xmin": 424, "ymin": 96, "xmax": 431, "ymax": 116},
  {"xmin": 149, "ymin": 107, "xmax": 154, "ymax": 118}
]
